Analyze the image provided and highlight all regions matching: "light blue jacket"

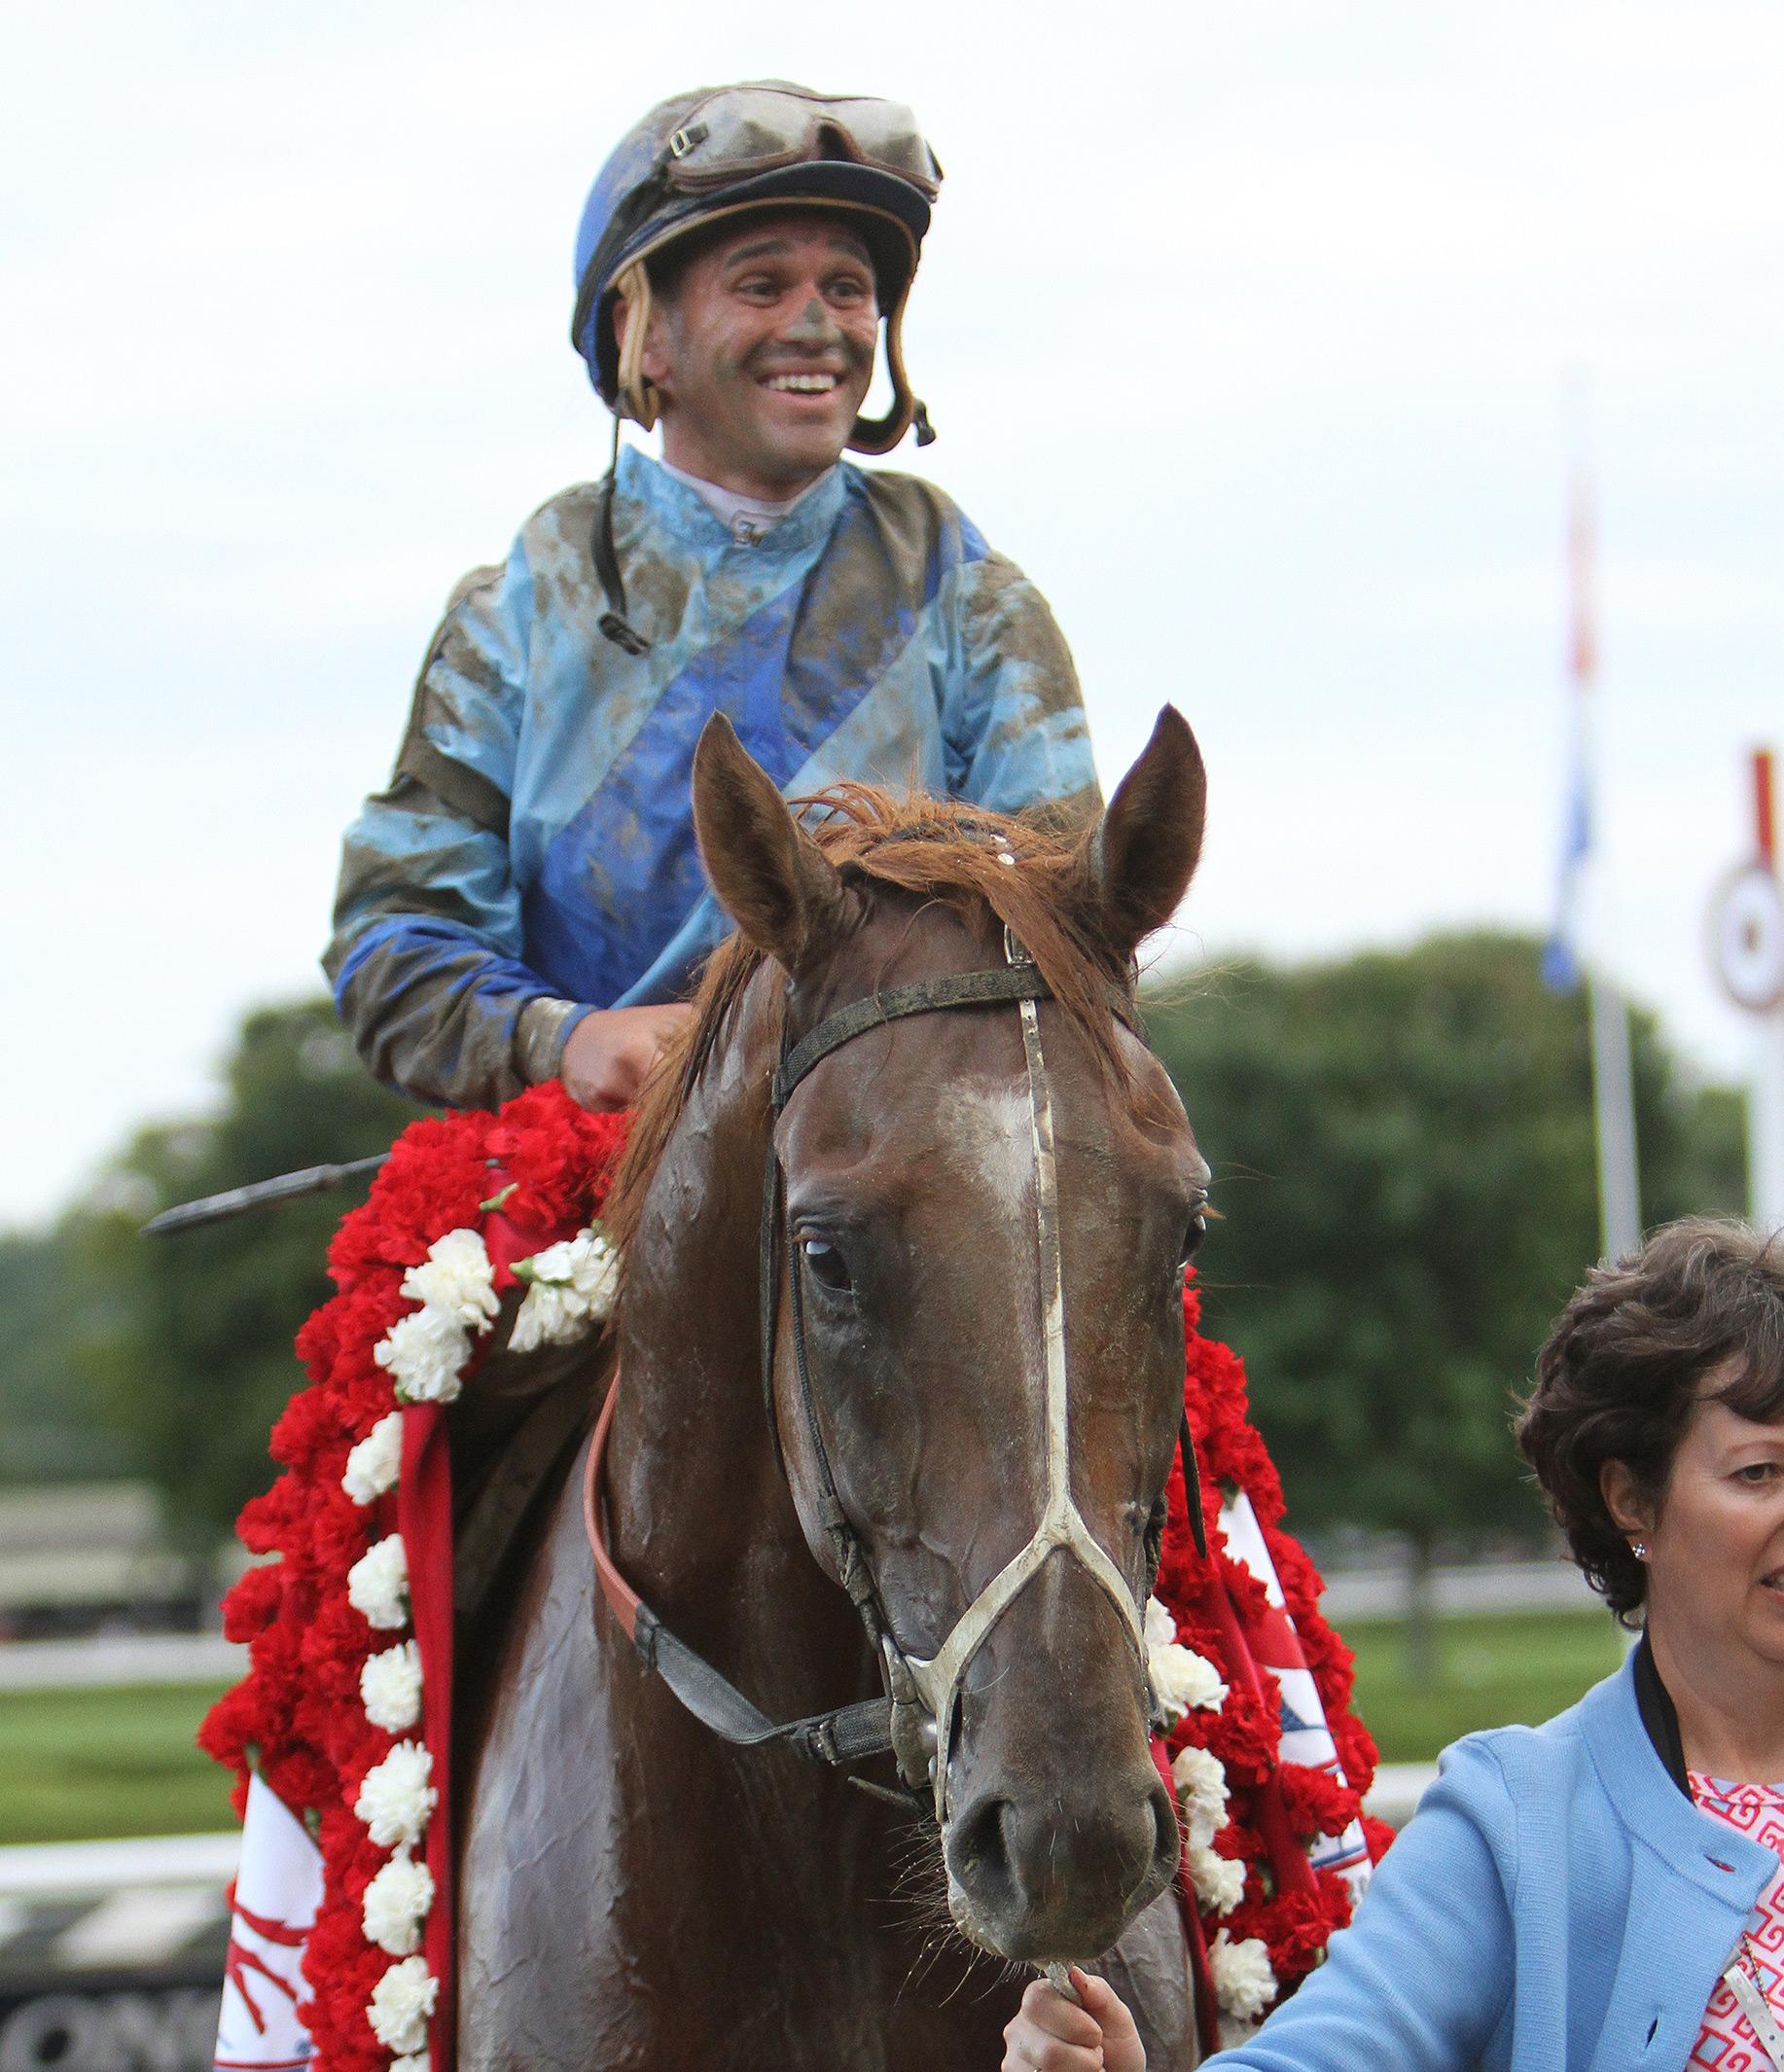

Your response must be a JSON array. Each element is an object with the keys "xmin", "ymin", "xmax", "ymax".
[
  {"xmin": 324, "ymin": 447, "xmax": 1097, "ymax": 1109},
  {"xmin": 1210, "ymin": 1650, "xmax": 1772, "ymax": 2071}
]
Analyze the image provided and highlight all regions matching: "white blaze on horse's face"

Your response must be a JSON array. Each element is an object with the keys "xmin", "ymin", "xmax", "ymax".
[{"xmin": 902, "ymin": 937, "xmax": 1149, "ymax": 1826}]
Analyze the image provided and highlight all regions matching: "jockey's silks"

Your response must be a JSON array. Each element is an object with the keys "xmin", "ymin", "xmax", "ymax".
[{"xmin": 326, "ymin": 447, "xmax": 1099, "ymax": 1110}]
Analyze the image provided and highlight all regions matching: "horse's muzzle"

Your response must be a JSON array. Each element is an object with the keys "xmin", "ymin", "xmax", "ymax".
[{"xmin": 942, "ymin": 1756, "xmax": 1178, "ymax": 1963}]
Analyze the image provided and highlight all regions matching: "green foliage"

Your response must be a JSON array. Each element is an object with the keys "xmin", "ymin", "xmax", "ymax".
[
  {"xmin": 73, "ymin": 1002, "xmax": 423, "ymax": 1552},
  {"xmin": 1149, "ymin": 932, "xmax": 1748, "ymax": 1549},
  {"xmin": 0, "ymin": 1231, "xmax": 134, "ymax": 1483}
]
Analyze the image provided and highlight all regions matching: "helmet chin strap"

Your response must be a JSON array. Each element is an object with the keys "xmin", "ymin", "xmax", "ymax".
[
  {"xmin": 847, "ymin": 290, "xmax": 935, "ymax": 452},
  {"xmin": 613, "ymin": 262, "xmax": 662, "ymax": 431}
]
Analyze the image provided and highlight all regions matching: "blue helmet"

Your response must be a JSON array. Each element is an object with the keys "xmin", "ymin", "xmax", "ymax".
[{"xmin": 570, "ymin": 82, "xmax": 941, "ymax": 455}]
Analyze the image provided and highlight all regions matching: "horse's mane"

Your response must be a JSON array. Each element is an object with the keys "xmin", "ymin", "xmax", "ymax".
[{"xmin": 602, "ymin": 782, "xmax": 1136, "ymax": 1269}]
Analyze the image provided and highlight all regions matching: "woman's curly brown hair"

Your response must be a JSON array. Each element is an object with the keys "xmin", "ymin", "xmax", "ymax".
[{"xmin": 1516, "ymin": 1217, "xmax": 1784, "ymax": 1625}]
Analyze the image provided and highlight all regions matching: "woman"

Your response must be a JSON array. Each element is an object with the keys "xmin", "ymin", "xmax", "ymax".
[{"xmin": 1005, "ymin": 1216, "xmax": 1784, "ymax": 2071}]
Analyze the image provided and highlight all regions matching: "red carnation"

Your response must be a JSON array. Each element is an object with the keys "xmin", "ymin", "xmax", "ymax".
[
  {"xmin": 1278, "ymin": 1763, "xmax": 1362, "ymax": 1841},
  {"xmin": 1361, "ymin": 1813, "xmax": 1397, "ymax": 1865},
  {"xmin": 1330, "ymin": 1709, "xmax": 1380, "ymax": 1798}
]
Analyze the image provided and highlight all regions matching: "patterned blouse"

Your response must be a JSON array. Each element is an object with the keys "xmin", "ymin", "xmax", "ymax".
[{"xmin": 1690, "ymin": 1772, "xmax": 1784, "ymax": 2069}]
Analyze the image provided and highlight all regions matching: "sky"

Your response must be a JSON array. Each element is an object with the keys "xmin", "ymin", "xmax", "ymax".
[{"xmin": 3, "ymin": 0, "xmax": 1781, "ymax": 1226}]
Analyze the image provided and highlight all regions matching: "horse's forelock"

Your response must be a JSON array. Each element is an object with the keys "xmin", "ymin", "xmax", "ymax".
[{"xmin": 602, "ymin": 782, "xmax": 1146, "ymax": 1293}]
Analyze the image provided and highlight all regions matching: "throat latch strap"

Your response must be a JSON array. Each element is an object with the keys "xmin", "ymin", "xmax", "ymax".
[{"xmin": 581, "ymin": 1377, "xmax": 900, "ymax": 1773}]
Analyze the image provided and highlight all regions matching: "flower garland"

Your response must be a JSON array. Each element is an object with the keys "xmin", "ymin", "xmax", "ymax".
[
  {"xmin": 202, "ymin": 1085, "xmax": 629, "ymax": 2072},
  {"xmin": 1142, "ymin": 1282, "xmax": 1396, "ymax": 2045},
  {"xmin": 203, "ymin": 1086, "xmax": 1386, "ymax": 2069}
]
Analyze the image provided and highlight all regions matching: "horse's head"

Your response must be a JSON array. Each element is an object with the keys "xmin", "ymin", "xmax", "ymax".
[{"xmin": 691, "ymin": 709, "xmax": 1209, "ymax": 1966}]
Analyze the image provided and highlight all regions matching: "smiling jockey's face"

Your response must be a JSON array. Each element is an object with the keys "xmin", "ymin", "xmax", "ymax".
[{"xmin": 621, "ymin": 211, "xmax": 880, "ymax": 502}]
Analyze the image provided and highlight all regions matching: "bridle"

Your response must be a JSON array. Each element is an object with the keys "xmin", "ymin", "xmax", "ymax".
[{"xmin": 584, "ymin": 911, "xmax": 1207, "ymax": 1821}]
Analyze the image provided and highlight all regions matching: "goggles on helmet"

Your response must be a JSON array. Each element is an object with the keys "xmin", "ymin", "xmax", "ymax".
[{"xmin": 660, "ymin": 87, "xmax": 942, "ymax": 200}]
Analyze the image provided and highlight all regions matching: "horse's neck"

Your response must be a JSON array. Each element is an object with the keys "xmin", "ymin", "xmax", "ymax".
[{"xmin": 610, "ymin": 979, "xmax": 873, "ymax": 1712}]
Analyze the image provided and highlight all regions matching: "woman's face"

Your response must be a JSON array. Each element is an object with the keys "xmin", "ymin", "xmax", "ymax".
[{"xmin": 1608, "ymin": 1379, "xmax": 1784, "ymax": 1670}]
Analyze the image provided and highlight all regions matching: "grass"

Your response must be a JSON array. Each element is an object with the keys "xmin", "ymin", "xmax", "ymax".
[
  {"xmin": 0, "ymin": 1609, "xmax": 1628, "ymax": 1844},
  {"xmin": 0, "ymin": 1680, "xmax": 235, "ymax": 1845},
  {"xmin": 1344, "ymin": 1606, "xmax": 1628, "ymax": 1764}
]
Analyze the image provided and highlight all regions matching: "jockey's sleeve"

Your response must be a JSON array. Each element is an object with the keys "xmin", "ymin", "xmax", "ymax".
[
  {"xmin": 324, "ymin": 556, "xmax": 584, "ymax": 1109},
  {"xmin": 940, "ymin": 550, "xmax": 1103, "ymax": 830}
]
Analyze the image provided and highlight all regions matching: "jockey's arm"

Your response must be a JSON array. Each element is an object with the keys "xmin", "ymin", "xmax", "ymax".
[{"xmin": 324, "ymin": 557, "xmax": 617, "ymax": 1111}]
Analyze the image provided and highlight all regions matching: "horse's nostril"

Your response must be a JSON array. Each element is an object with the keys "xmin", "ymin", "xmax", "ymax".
[{"xmin": 947, "ymin": 1792, "xmax": 1019, "ymax": 1918}]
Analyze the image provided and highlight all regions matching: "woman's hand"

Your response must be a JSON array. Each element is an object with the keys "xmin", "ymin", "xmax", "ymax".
[
  {"xmin": 1002, "ymin": 1968, "xmax": 1146, "ymax": 2072},
  {"xmin": 559, "ymin": 1004, "xmax": 694, "ymax": 1111}
]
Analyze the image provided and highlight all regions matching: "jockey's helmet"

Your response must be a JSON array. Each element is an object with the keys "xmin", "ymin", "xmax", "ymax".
[{"xmin": 571, "ymin": 83, "xmax": 941, "ymax": 454}]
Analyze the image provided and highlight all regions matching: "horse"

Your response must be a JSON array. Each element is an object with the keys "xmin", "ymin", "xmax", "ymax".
[{"xmin": 456, "ymin": 706, "xmax": 1212, "ymax": 2070}]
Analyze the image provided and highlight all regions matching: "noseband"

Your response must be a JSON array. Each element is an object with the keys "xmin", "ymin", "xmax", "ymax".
[{"xmin": 584, "ymin": 923, "xmax": 1207, "ymax": 1820}]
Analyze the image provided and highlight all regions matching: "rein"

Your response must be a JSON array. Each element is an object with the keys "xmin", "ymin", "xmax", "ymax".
[{"xmin": 583, "ymin": 929, "xmax": 1207, "ymax": 1817}]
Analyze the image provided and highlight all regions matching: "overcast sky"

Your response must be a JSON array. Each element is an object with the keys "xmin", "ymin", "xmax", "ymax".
[{"xmin": 3, "ymin": 0, "xmax": 1780, "ymax": 1226}]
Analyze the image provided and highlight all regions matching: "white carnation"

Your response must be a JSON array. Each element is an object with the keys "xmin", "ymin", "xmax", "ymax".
[
  {"xmin": 375, "ymin": 1305, "xmax": 472, "ymax": 1406},
  {"xmin": 508, "ymin": 1279, "xmax": 577, "ymax": 1355},
  {"xmin": 1171, "ymin": 1742, "xmax": 1231, "ymax": 1850},
  {"xmin": 361, "ymin": 1640, "xmax": 423, "ymax": 1733},
  {"xmin": 342, "ymin": 1412, "xmax": 404, "ymax": 1505},
  {"xmin": 1209, "ymin": 1931, "xmax": 1277, "ymax": 2022},
  {"xmin": 1152, "ymin": 1641, "xmax": 1228, "ymax": 1725},
  {"xmin": 510, "ymin": 1226, "xmax": 621, "ymax": 1352},
  {"xmin": 367, "ymin": 1954, "xmax": 437, "ymax": 2056},
  {"xmin": 1188, "ymin": 1840, "xmax": 1246, "ymax": 1916},
  {"xmin": 362, "ymin": 1847, "xmax": 436, "ymax": 1956},
  {"xmin": 400, "ymin": 1228, "xmax": 499, "ymax": 1329},
  {"xmin": 392, "ymin": 2057, "xmax": 431, "ymax": 2072},
  {"xmin": 1144, "ymin": 1594, "xmax": 1177, "ymax": 1652},
  {"xmin": 354, "ymin": 1740, "xmax": 437, "ymax": 1849},
  {"xmin": 347, "ymin": 1533, "xmax": 410, "ymax": 1630}
]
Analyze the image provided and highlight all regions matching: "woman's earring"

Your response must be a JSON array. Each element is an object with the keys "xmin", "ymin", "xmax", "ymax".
[{"xmin": 1630, "ymin": 1539, "xmax": 1649, "ymax": 1560}]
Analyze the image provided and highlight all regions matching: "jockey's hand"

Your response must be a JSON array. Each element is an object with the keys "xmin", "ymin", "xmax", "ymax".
[
  {"xmin": 1003, "ymin": 1969, "xmax": 1146, "ymax": 2072},
  {"xmin": 559, "ymin": 1004, "xmax": 695, "ymax": 1112}
]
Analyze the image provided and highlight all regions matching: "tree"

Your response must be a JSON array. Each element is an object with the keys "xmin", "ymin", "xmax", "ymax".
[
  {"xmin": 0, "ymin": 1231, "xmax": 136, "ymax": 1484},
  {"xmin": 74, "ymin": 1002, "xmax": 423, "ymax": 1554},
  {"xmin": 1146, "ymin": 932, "xmax": 1746, "ymax": 1679}
]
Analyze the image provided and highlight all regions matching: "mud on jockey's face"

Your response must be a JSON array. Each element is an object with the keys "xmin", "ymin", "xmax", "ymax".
[{"xmin": 638, "ymin": 210, "xmax": 880, "ymax": 495}]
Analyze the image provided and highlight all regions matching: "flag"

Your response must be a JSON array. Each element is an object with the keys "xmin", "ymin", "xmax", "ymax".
[
  {"xmin": 214, "ymin": 1774, "xmax": 321, "ymax": 2070},
  {"xmin": 1543, "ymin": 466, "xmax": 1595, "ymax": 993}
]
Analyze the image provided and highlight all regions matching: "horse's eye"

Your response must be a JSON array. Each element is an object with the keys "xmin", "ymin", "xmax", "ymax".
[{"xmin": 800, "ymin": 1236, "xmax": 854, "ymax": 1295}]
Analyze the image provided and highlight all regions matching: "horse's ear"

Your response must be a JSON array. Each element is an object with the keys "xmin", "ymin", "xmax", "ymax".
[
  {"xmin": 1088, "ymin": 706, "xmax": 1206, "ymax": 959},
  {"xmin": 693, "ymin": 713, "xmax": 847, "ymax": 972}
]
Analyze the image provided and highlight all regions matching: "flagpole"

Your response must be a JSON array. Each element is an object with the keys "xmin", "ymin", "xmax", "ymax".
[
  {"xmin": 1558, "ymin": 411, "xmax": 1642, "ymax": 1260},
  {"xmin": 1588, "ymin": 970, "xmax": 1642, "ymax": 1259}
]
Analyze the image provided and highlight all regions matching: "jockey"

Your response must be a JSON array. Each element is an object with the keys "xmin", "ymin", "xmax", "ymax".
[{"xmin": 324, "ymin": 81, "xmax": 1100, "ymax": 1115}]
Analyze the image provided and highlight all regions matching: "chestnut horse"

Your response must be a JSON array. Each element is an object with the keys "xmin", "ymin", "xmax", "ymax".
[{"xmin": 457, "ymin": 708, "xmax": 1211, "ymax": 2069}]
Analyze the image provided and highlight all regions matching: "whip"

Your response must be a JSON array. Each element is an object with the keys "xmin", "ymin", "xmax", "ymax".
[{"xmin": 140, "ymin": 1154, "xmax": 390, "ymax": 1236}]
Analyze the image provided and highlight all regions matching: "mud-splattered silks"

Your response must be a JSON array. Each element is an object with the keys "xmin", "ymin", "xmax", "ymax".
[{"xmin": 325, "ymin": 447, "xmax": 1098, "ymax": 1111}]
